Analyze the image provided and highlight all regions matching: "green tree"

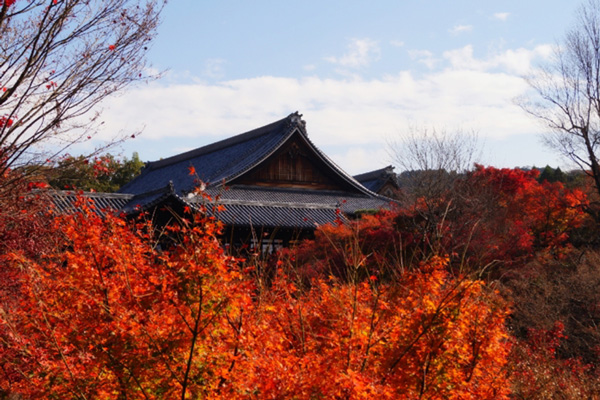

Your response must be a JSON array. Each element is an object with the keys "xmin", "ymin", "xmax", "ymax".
[
  {"xmin": 48, "ymin": 152, "xmax": 144, "ymax": 192},
  {"xmin": 538, "ymin": 165, "xmax": 567, "ymax": 183}
]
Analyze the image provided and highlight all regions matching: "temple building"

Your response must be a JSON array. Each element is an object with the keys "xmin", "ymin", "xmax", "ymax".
[{"xmin": 53, "ymin": 112, "xmax": 394, "ymax": 249}]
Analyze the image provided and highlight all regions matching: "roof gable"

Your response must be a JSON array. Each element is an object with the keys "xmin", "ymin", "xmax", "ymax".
[{"xmin": 232, "ymin": 130, "xmax": 361, "ymax": 192}]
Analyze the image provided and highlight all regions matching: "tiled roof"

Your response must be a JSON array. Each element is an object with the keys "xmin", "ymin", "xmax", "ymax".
[
  {"xmin": 197, "ymin": 185, "xmax": 391, "ymax": 228},
  {"xmin": 204, "ymin": 185, "xmax": 390, "ymax": 213},
  {"xmin": 81, "ymin": 113, "xmax": 399, "ymax": 232},
  {"xmin": 120, "ymin": 182, "xmax": 178, "ymax": 214},
  {"xmin": 48, "ymin": 182, "xmax": 393, "ymax": 229},
  {"xmin": 208, "ymin": 203, "xmax": 340, "ymax": 230},
  {"xmin": 48, "ymin": 186, "xmax": 391, "ymax": 231},
  {"xmin": 50, "ymin": 191, "xmax": 133, "ymax": 216},
  {"xmin": 354, "ymin": 166, "xmax": 398, "ymax": 193}
]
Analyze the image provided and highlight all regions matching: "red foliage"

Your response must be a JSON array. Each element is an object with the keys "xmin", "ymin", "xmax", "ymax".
[
  {"xmin": 0, "ymin": 116, "xmax": 13, "ymax": 128},
  {"xmin": 5, "ymin": 164, "xmax": 585, "ymax": 397},
  {"xmin": 0, "ymin": 170, "xmax": 60, "ymax": 399},
  {"xmin": 452, "ymin": 165, "xmax": 588, "ymax": 269},
  {"xmin": 282, "ymin": 210, "xmax": 402, "ymax": 281},
  {"xmin": 239, "ymin": 257, "xmax": 512, "ymax": 399},
  {"xmin": 510, "ymin": 322, "xmax": 600, "ymax": 398},
  {"xmin": 286, "ymin": 166, "xmax": 588, "ymax": 280},
  {"xmin": 0, "ymin": 197, "xmax": 513, "ymax": 398},
  {"xmin": 0, "ymin": 169, "xmax": 57, "ymax": 259},
  {"xmin": 1, "ymin": 200, "xmax": 254, "ymax": 398}
]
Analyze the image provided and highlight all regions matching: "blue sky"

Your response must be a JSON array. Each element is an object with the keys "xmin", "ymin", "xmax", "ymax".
[{"xmin": 88, "ymin": 0, "xmax": 582, "ymax": 174}]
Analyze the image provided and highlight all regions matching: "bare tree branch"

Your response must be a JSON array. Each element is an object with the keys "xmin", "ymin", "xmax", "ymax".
[
  {"xmin": 520, "ymin": 0, "xmax": 600, "ymax": 210},
  {"xmin": 0, "ymin": 0, "xmax": 165, "ymax": 193},
  {"xmin": 389, "ymin": 125, "xmax": 480, "ymax": 202}
]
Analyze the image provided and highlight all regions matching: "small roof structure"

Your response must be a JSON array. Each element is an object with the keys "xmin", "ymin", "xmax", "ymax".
[{"xmin": 353, "ymin": 166, "xmax": 400, "ymax": 198}]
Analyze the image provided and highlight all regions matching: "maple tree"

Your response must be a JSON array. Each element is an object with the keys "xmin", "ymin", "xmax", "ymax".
[
  {"xmin": 448, "ymin": 165, "xmax": 588, "ymax": 271},
  {"xmin": 0, "ymin": 162, "xmax": 592, "ymax": 398},
  {"xmin": 509, "ymin": 322, "xmax": 600, "ymax": 399},
  {"xmin": 396, "ymin": 165, "xmax": 588, "ymax": 274},
  {"xmin": 505, "ymin": 250, "xmax": 600, "ymax": 398},
  {"xmin": 506, "ymin": 248, "xmax": 600, "ymax": 366},
  {"xmin": 0, "ymin": 0, "xmax": 164, "ymax": 195},
  {"xmin": 0, "ymin": 166, "xmax": 59, "ymax": 399},
  {"xmin": 1, "ymin": 193, "xmax": 254, "ymax": 398},
  {"xmin": 233, "ymin": 256, "xmax": 511, "ymax": 399},
  {"xmin": 287, "ymin": 166, "xmax": 588, "ymax": 281},
  {"xmin": 0, "ymin": 175, "xmax": 54, "ymax": 259}
]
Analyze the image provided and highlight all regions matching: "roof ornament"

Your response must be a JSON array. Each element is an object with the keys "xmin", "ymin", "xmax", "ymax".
[
  {"xmin": 167, "ymin": 180, "xmax": 175, "ymax": 194},
  {"xmin": 289, "ymin": 111, "xmax": 307, "ymax": 131}
]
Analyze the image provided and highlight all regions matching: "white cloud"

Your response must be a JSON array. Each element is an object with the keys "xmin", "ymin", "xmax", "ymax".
[
  {"xmin": 443, "ymin": 45, "xmax": 484, "ymax": 70},
  {"xmin": 203, "ymin": 58, "xmax": 226, "ymax": 79},
  {"xmin": 443, "ymin": 44, "xmax": 553, "ymax": 74},
  {"xmin": 408, "ymin": 49, "xmax": 439, "ymax": 69},
  {"xmin": 89, "ymin": 44, "xmax": 557, "ymax": 172},
  {"xmin": 493, "ymin": 12, "xmax": 510, "ymax": 21},
  {"xmin": 449, "ymin": 24, "xmax": 473, "ymax": 35},
  {"xmin": 96, "ymin": 66, "xmax": 536, "ymax": 146},
  {"xmin": 325, "ymin": 38, "xmax": 380, "ymax": 68}
]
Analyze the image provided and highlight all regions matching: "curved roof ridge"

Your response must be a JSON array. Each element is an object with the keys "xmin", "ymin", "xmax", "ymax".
[
  {"xmin": 353, "ymin": 165, "xmax": 395, "ymax": 181},
  {"xmin": 118, "ymin": 112, "xmax": 304, "ymax": 194},
  {"xmin": 217, "ymin": 119, "xmax": 302, "ymax": 186}
]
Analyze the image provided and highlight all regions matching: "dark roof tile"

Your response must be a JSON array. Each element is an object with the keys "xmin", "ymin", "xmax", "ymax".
[{"xmin": 50, "ymin": 191, "xmax": 133, "ymax": 216}]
